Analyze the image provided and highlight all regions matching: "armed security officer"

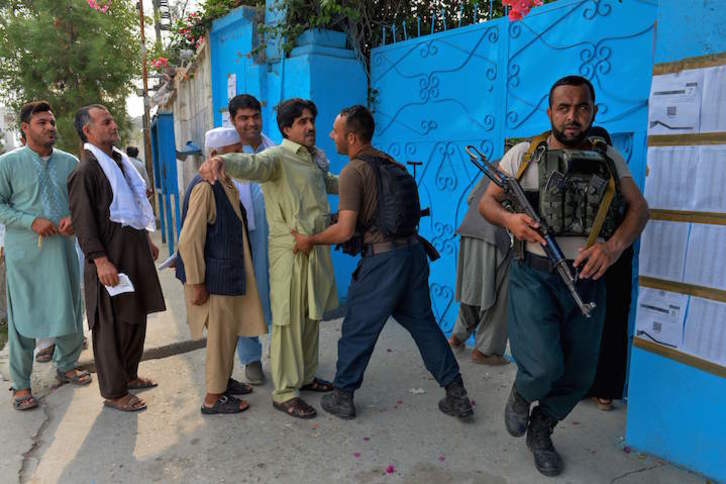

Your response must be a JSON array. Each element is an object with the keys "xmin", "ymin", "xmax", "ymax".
[
  {"xmin": 291, "ymin": 105, "xmax": 474, "ymax": 421},
  {"xmin": 480, "ymin": 76, "xmax": 648, "ymax": 476}
]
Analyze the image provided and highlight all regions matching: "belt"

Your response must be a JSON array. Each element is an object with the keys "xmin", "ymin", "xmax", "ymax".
[
  {"xmin": 522, "ymin": 251, "xmax": 575, "ymax": 273},
  {"xmin": 362, "ymin": 235, "xmax": 419, "ymax": 257}
]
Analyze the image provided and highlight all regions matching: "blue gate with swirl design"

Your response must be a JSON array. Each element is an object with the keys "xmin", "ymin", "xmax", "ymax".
[{"xmin": 370, "ymin": 0, "xmax": 657, "ymax": 333}]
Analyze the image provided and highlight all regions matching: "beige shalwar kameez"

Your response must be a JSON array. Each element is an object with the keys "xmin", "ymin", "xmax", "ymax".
[{"xmin": 178, "ymin": 179, "xmax": 267, "ymax": 394}]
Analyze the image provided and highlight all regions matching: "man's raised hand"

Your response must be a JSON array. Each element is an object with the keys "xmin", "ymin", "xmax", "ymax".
[{"xmin": 199, "ymin": 156, "xmax": 225, "ymax": 183}]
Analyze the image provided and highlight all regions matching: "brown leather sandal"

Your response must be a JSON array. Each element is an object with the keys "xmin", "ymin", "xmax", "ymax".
[
  {"xmin": 103, "ymin": 393, "xmax": 147, "ymax": 412},
  {"xmin": 273, "ymin": 397, "xmax": 317, "ymax": 419},
  {"xmin": 300, "ymin": 377, "xmax": 333, "ymax": 393},
  {"xmin": 35, "ymin": 344, "xmax": 55, "ymax": 363},
  {"xmin": 11, "ymin": 389, "xmax": 39, "ymax": 411}
]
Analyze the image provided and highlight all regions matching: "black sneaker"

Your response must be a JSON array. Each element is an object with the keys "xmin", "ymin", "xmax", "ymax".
[
  {"xmin": 321, "ymin": 389, "xmax": 356, "ymax": 420},
  {"xmin": 505, "ymin": 384, "xmax": 530, "ymax": 437},
  {"xmin": 526, "ymin": 406, "xmax": 563, "ymax": 477},
  {"xmin": 438, "ymin": 377, "xmax": 474, "ymax": 419}
]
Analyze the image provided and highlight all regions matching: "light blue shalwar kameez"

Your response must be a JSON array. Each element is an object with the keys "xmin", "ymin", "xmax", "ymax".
[{"xmin": 236, "ymin": 135, "xmax": 273, "ymax": 365}]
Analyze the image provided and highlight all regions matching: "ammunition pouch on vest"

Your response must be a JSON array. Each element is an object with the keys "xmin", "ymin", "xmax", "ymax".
[{"xmin": 512, "ymin": 132, "xmax": 626, "ymax": 257}]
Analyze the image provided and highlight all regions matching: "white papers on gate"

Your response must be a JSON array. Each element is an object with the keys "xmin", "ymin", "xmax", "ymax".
[
  {"xmin": 644, "ymin": 146, "xmax": 699, "ymax": 210},
  {"xmin": 638, "ymin": 220, "xmax": 689, "ymax": 282},
  {"xmin": 693, "ymin": 145, "xmax": 726, "ymax": 213},
  {"xmin": 635, "ymin": 288, "xmax": 688, "ymax": 349},
  {"xmin": 683, "ymin": 297, "xmax": 726, "ymax": 366},
  {"xmin": 645, "ymin": 145, "xmax": 726, "ymax": 213},
  {"xmin": 683, "ymin": 224, "xmax": 726, "ymax": 291},
  {"xmin": 104, "ymin": 273, "xmax": 135, "ymax": 296},
  {"xmin": 700, "ymin": 65, "xmax": 726, "ymax": 133},
  {"xmin": 221, "ymin": 111, "xmax": 232, "ymax": 128},
  {"xmin": 227, "ymin": 73, "xmax": 236, "ymax": 101},
  {"xmin": 648, "ymin": 70, "xmax": 703, "ymax": 135}
]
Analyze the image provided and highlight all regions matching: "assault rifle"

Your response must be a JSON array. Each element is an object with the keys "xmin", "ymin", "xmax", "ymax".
[{"xmin": 465, "ymin": 145, "xmax": 596, "ymax": 318}]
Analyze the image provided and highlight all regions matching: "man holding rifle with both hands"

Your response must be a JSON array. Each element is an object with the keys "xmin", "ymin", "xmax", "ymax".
[{"xmin": 478, "ymin": 75, "xmax": 648, "ymax": 477}]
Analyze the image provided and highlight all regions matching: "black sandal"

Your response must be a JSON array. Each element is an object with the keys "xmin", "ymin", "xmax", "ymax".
[
  {"xmin": 273, "ymin": 397, "xmax": 317, "ymax": 419},
  {"xmin": 300, "ymin": 377, "xmax": 334, "ymax": 393},
  {"xmin": 226, "ymin": 378, "xmax": 253, "ymax": 396},
  {"xmin": 56, "ymin": 368, "xmax": 92, "ymax": 386},
  {"xmin": 201, "ymin": 395, "xmax": 249, "ymax": 415}
]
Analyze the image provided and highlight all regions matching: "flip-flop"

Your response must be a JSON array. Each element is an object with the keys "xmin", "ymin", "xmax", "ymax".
[
  {"xmin": 127, "ymin": 377, "xmax": 158, "ymax": 390},
  {"xmin": 201, "ymin": 395, "xmax": 249, "ymax": 415},
  {"xmin": 56, "ymin": 368, "xmax": 92, "ymax": 386},
  {"xmin": 103, "ymin": 394, "xmax": 147, "ymax": 412}
]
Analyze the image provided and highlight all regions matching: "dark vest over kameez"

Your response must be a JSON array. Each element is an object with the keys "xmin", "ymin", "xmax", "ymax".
[{"xmin": 176, "ymin": 175, "xmax": 249, "ymax": 296}]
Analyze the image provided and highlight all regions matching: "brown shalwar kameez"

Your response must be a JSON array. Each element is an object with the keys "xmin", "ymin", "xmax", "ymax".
[{"xmin": 68, "ymin": 150, "xmax": 166, "ymax": 400}]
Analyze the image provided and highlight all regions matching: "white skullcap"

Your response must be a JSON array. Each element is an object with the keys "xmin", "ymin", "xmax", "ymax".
[{"xmin": 204, "ymin": 127, "xmax": 240, "ymax": 152}]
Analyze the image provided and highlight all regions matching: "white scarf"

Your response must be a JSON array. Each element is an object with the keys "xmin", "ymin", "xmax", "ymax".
[{"xmin": 84, "ymin": 143, "xmax": 156, "ymax": 232}]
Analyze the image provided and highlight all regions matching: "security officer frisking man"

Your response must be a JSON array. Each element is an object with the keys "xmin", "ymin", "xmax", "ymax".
[
  {"xmin": 291, "ymin": 105, "xmax": 474, "ymax": 421},
  {"xmin": 479, "ymin": 75, "xmax": 649, "ymax": 477}
]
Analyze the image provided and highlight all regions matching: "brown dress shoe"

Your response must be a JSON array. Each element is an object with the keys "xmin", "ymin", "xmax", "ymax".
[{"xmin": 471, "ymin": 349, "xmax": 509, "ymax": 366}]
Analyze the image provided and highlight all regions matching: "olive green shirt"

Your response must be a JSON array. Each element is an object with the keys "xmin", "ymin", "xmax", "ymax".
[{"xmin": 219, "ymin": 139, "xmax": 338, "ymax": 325}]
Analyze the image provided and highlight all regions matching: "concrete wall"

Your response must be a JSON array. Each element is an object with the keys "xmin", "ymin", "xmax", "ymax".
[
  {"xmin": 655, "ymin": 0, "xmax": 726, "ymax": 64},
  {"xmin": 160, "ymin": 41, "xmax": 214, "ymax": 194},
  {"xmin": 625, "ymin": 1, "xmax": 726, "ymax": 481}
]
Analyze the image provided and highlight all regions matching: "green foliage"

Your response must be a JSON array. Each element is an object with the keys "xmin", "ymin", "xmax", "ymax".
[
  {"xmin": 0, "ymin": 0, "xmax": 140, "ymax": 154},
  {"xmin": 263, "ymin": 0, "xmax": 557, "ymax": 73},
  {"xmin": 163, "ymin": 0, "xmax": 257, "ymax": 64}
]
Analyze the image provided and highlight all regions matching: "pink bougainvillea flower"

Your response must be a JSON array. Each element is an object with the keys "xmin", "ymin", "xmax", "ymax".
[
  {"xmin": 353, "ymin": 452, "xmax": 361, "ymax": 458},
  {"xmin": 385, "ymin": 465, "xmax": 395, "ymax": 474},
  {"xmin": 508, "ymin": 9, "xmax": 524, "ymax": 21},
  {"xmin": 438, "ymin": 455, "xmax": 446, "ymax": 462}
]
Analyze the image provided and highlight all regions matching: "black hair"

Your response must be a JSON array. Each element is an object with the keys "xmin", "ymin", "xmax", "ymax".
[
  {"xmin": 228, "ymin": 94, "xmax": 262, "ymax": 118},
  {"xmin": 126, "ymin": 146, "xmax": 140, "ymax": 158},
  {"xmin": 548, "ymin": 75, "xmax": 596, "ymax": 106},
  {"xmin": 276, "ymin": 98, "xmax": 317, "ymax": 138},
  {"xmin": 74, "ymin": 104, "xmax": 107, "ymax": 142},
  {"xmin": 339, "ymin": 105, "xmax": 375, "ymax": 143},
  {"xmin": 19, "ymin": 100, "xmax": 52, "ymax": 126},
  {"xmin": 588, "ymin": 126, "xmax": 612, "ymax": 145}
]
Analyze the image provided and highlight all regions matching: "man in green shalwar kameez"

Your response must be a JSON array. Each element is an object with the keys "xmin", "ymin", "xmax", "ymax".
[
  {"xmin": 0, "ymin": 101, "xmax": 90, "ymax": 411},
  {"xmin": 199, "ymin": 98, "xmax": 337, "ymax": 418}
]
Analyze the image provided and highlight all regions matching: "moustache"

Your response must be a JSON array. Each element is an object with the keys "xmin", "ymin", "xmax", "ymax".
[{"xmin": 564, "ymin": 122, "xmax": 582, "ymax": 129}]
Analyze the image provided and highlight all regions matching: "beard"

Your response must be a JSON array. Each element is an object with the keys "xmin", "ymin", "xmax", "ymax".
[{"xmin": 551, "ymin": 121, "xmax": 591, "ymax": 147}]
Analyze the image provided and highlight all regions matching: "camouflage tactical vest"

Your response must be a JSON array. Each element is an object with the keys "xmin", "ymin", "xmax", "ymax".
[{"xmin": 521, "ymin": 134, "xmax": 626, "ymax": 242}]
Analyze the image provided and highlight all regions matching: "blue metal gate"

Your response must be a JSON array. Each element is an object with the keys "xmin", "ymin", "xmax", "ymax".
[{"xmin": 370, "ymin": 0, "xmax": 657, "ymax": 332}]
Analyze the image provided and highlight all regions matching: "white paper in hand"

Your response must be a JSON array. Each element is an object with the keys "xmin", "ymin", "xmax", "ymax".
[
  {"xmin": 157, "ymin": 253, "xmax": 177, "ymax": 270},
  {"xmin": 105, "ymin": 273, "xmax": 135, "ymax": 296}
]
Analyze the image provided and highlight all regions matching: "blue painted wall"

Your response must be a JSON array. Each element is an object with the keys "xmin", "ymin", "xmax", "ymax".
[
  {"xmin": 209, "ymin": 6, "xmax": 367, "ymax": 301},
  {"xmin": 626, "ymin": 350, "xmax": 726, "ymax": 481},
  {"xmin": 654, "ymin": 0, "xmax": 726, "ymax": 64},
  {"xmin": 370, "ymin": 0, "xmax": 656, "ymax": 333},
  {"xmin": 625, "ymin": 1, "xmax": 726, "ymax": 481}
]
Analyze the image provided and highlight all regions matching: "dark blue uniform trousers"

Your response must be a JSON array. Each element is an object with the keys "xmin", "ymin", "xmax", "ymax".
[
  {"xmin": 508, "ymin": 259, "xmax": 606, "ymax": 421},
  {"xmin": 333, "ymin": 243, "xmax": 461, "ymax": 392}
]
